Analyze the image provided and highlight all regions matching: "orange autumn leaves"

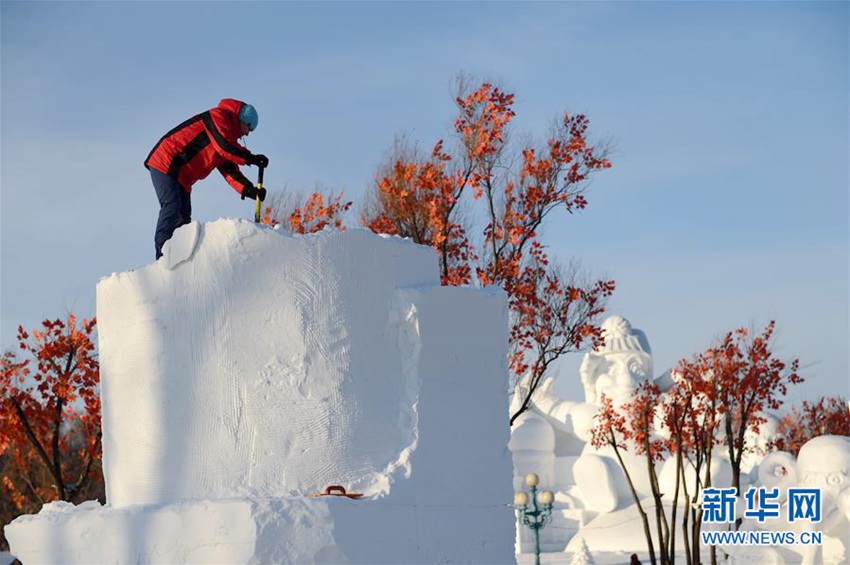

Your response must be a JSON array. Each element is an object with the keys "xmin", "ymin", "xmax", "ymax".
[
  {"xmin": 455, "ymin": 82, "xmax": 514, "ymax": 166},
  {"xmin": 261, "ymin": 192, "xmax": 352, "ymax": 234},
  {"xmin": 774, "ymin": 395, "xmax": 850, "ymax": 456},
  {"xmin": 1, "ymin": 315, "xmax": 102, "ymax": 517}
]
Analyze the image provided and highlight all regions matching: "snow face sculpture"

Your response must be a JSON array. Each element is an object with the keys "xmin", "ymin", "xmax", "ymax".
[
  {"xmin": 796, "ymin": 435, "xmax": 850, "ymax": 508},
  {"xmin": 507, "ymin": 313, "xmax": 846, "ymax": 561},
  {"xmin": 580, "ymin": 315, "xmax": 654, "ymax": 407},
  {"xmin": 759, "ymin": 435, "xmax": 850, "ymax": 516},
  {"xmin": 510, "ymin": 315, "xmax": 659, "ymax": 518},
  {"xmin": 789, "ymin": 435, "xmax": 850, "ymax": 548},
  {"xmin": 571, "ymin": 316, "xmax": 656, "ymax": 512},
  {"xmin": 747, "ymin": 435, "xmax": 850, "ymax": 564},
  {"xmin": 795, "ymin": 435, "xmax": 850, "ymax": 564},
  {"xmin": 523, "ymin": 315, "xmax": 654, "ymax": 449}
]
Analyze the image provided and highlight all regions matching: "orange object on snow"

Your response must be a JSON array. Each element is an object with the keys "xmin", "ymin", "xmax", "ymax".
[{"xmin": 307, "ymin": 485, "xmax": 363, "ymax": 499}]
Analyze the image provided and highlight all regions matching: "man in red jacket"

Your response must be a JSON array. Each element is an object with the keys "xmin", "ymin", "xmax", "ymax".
[{"xmin": 145, "ymin": 98, "xmax": 269, "ymax": 259}]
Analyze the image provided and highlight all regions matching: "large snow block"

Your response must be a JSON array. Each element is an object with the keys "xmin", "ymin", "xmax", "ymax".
[
  {"xmin": 5, "ymin": 219, "xmax": 515, "ymax": 563},
  {"xmin": 96, "ymin": 221, "xmax": 441, "ymax": 507},
  {"xmin": 94, "ymin": 220, "xmax": 511, "ymax": 515}
]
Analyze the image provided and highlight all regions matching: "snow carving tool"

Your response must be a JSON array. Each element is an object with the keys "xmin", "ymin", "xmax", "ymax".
[
  {"xmin": 307, "ymin": 485, "xmax": 363, "ymax": 499},
  {"xmin": 254, "ymin": 164, "xmax": 265, "ymax": 223}
]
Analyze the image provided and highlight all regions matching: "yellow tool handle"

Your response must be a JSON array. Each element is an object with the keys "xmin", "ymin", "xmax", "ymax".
[
  {"xmin": 254, "ymin": 181, "xmax": 263, "ymax": 223},
  {"xmin": 254, "ymin": 165, "xmax": 265, "ymax": 223}
]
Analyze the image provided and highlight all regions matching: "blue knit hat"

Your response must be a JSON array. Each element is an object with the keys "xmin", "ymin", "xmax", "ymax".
[{"xmin": 239, "ymin": 104, "xmax": 258, "ymax": 131}]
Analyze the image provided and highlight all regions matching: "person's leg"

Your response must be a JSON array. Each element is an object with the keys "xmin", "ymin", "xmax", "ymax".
[
  {"xmin": 151, "ymin": 169, "xmax": 186, "ymax": 259},
  {"xmin": 180, "ymin": 189, "xmax": 192, "ymax": 226}
]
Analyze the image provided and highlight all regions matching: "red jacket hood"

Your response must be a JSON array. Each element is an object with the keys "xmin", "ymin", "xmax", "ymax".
[
  {"xmin": 218, "ymin": 98, "xmax": 246, "ymax": 114},
  {"xmin": 218, "ymin": 98, "xmax": 246, "ymax": 129}
]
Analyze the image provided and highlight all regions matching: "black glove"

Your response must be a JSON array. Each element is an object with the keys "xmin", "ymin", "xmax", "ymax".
[
  {"xmin": 241, "ymin": 184, "xmax": 267, "ymax": 202},
  {"xmin": 247, "ymin": 153, "xmax": 269, "ymax": 168}
]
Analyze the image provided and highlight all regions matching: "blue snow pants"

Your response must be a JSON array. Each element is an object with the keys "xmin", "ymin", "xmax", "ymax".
[{"xmin": 151, "ymin": 168, "xmax": 192, "ymax": 259}]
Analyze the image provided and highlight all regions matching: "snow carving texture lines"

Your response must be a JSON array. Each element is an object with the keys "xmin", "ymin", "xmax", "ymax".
[{"xmin": 96, "ymin": 221, "xmax": 443, "ymax": 505}]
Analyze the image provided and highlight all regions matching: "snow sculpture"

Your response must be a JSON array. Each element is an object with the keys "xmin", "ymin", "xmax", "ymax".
[
  {"xmin": 579, "ymin": 315, "xmax": 654, "ymax": 407},
  {"xmin": 572, "ymin": 316, "xmax": 657, "ymax": 512},
  {"xmin": 508, "ymin": 315, "xmax": 666, "ymax": 555},
  {"xmin": 509, "ymin": 411, "xmax": 556, "ymax": 490},
  {"xmin": 795, "ymin": 436, "xmax": 850, "ymax": 552},
  {"xmin": 6, "ymin": 219, "xmax": 514, "ymax": 564},
  {"xmin": 525, "ymin": 315, "xmax": 658, "ymax": 512},
  {"xmin": 657, "ymin": 453, "xmax": 733, "ymax": 505},
  {"xmin": 505, "ymin": 314, "xmax": 845, "ymax": 562},
  {"xmin": 522, "ymin": 316, "xmax": 652, "ymax": 448},
  {"xmin": 742, "ymin": 410, "xmax": 782, "ymax": 474},
  {"xmin": 741, "ymin": 435, "xmax": 850, "ymax": 564},
  {"xmin": 512, "ymin": 314, "xmax": 738, "ymax": 556}
]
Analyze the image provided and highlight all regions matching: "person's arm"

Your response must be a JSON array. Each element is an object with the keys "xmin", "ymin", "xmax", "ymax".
[{"xmin": 217, "ymin": 161, "xmax": 254, "ymax": 197}]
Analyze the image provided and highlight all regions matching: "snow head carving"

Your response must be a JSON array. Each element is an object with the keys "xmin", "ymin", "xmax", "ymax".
[
  {"xmin": 580, "ymin": 315, "xmax": 654, "ymax": 405},
  {"xmin": 753, "ymin": 434, "xmax": 850, "ymax": 563},
  {"xmin": 797, "ymin": 435, "xmax": 850, "ymax": 503},
  {"xmin": 761, "ymin": 435, "xmax": 850, "ymax": 506}
]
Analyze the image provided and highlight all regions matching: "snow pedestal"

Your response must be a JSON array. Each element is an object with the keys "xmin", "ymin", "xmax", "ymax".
[{"xmin": 5, "ymin": 220, "xmax": 514, "ymax": 563}]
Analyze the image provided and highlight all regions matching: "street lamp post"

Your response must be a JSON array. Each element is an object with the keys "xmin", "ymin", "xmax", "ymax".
[{"xmin": 514, "ymin": 472, "xmax": 554, "ymax": 565}]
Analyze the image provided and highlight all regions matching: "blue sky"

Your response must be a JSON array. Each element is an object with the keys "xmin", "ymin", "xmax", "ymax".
[{"xmin": 2, "ymin": 1, "xmax": 847, "ymax": 404}]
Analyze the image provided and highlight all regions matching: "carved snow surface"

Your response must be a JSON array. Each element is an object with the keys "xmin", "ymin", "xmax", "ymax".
[
  {"xmin": 96, "ymin": 220, "xmax": 438, "ymax": 507},
  {"xmin": 7, "ymin": 219, "xmax": 516, "ymax": 563}
]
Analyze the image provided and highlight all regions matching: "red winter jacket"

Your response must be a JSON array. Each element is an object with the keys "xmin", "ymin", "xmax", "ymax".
[{"xmin": 145, "ymin": 98, "xmax": 254, "ymax": 195}]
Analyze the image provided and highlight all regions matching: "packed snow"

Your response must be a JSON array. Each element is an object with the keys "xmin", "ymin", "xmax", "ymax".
[{"xmin": 6, "ymin": 220, "xmax": 514, "ymax": 563}]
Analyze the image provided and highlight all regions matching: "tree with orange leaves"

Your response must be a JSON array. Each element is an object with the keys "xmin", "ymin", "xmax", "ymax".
[
  {"xmin": 361, "ymin": 135, "xmax": 478, "ymax": 286},
  {"xmin": 260, "ymin": 187, "xmax": 352, "ymax": 234},
  {"xmin": 708, "ymin": 321, "xmax": 802, "ymax": 494},
  {"xmin": 1, "ymin": 315, "xmax": 103, "ymax": 549},
  {"xmin": 590, "ymin": 321, "xmax": 803, "ymax": 565},
  {"xmin": 675, "ymin": 322, "xmax": 800, "ymax": 561},
  {"xmin": 773, "ymin": 395, "xmax": 850, "ymax": 456},
  {"xmin": 362, "ymin": 77, "xmax": 615, "ymax": 424},
  {"xmin": 591, "ymin": 383, "xmax": 666, "ymax": 565},
  {"xmin": 667, "ymin": 346, "xmax": 727, "ymax": 565}
]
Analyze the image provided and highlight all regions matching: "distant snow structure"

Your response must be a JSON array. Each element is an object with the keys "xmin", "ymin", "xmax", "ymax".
[
  {"xmin": 510, "ymin": 314, "xmax": 726, "ymax": 554},
  {"xmin": 735, "ymin": 435, "xmax": 850, "ymax": 564},
  {"xmin": 5, "ymin": 219, "xmax": 514, "ymax": 564},
  {"xmin": 509, "ymin": 313, "xmax": 850, "ymax": 563}
]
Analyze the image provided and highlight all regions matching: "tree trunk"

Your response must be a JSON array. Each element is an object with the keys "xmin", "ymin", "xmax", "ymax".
[{"xmin": 610, "ymin": 434, "xmax": 658, "ymax": 565}]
